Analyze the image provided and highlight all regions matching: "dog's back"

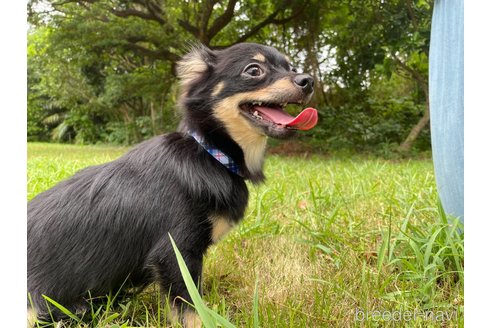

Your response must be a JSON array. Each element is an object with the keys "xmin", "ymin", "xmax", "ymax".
[{"xmin": 28, "ymin": 133, "xmax": 248, "ymax": 319}]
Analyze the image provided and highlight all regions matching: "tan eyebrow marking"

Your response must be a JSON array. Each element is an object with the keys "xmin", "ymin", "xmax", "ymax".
[
  {"xmin": 212, "ymin": 82, "xmax": 225, "ymax": 97},
  {"xmin": 252, "ymin": 53, "xmax": 266, "ymax": 62}
]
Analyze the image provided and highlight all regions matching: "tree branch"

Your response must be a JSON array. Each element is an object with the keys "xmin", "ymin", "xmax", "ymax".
[
  {"xmin": 178, "ymin": 19, "xmax": 200, "ymax": 38},
  {"xmin": 134, "ymin": 0, "xmax": 166, "ymax": 25},
  {"xmin": 220, "ymin": 0, "xmax": 304, "ymax": 46},
  {"xmin": 51, "ymin": 0, "xmax": 95, "ymax": 13},
  {"xmin": 207, "ymin": 0, "xmax": 238, "ymax": 42},
  {"xmin": 119, "ymin": 35, "xmax": 179, "ymax": 62},
  {"xmin": 271, "ymin": 6, "xmax": 304, "ymax": 25},
  {"xmin": 236, "ymin": 9, "xmax": 282, "ymax": 43},
  {"xmin": 405, "ymin": 0, "xmax": 419, "ymax": 31},
  {"xmin": 52, "ymin": 0, "xmax": 96, "ymax": 6},
  {"xmin": 147, "ymin": 0, "xmax": 164, "ymax": 15},
  {"xmin": 198, "ymin": 0, "xmax": 216, "ymax": 42},
  {"xmin": 391, "ymin": 53, "xmax": 427, "ymax": 90},
  {"xmin": 110, "ymin": 7, "xmax": 165, "ymax": 25},
  {"xmin": 54, "ymin": 0, "xmax": 167, "ymax": 25},
  {"xmin": 122, "ymin": 42, "xmax": 179, "ymax": 62}
]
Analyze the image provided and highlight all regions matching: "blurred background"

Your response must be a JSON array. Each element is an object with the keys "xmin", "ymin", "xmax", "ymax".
[{"xmin": 27, "ymin": 0, "xmax": 432, "ymax": 156}]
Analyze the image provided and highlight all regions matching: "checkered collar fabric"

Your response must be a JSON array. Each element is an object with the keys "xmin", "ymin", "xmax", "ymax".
[{"xmin": 189, "ymin": 131, "xmax": 243, "ymax": 177}]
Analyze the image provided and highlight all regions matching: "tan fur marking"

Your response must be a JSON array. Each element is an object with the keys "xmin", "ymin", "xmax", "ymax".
[
  {"xmin": 177, "ymin": 50, "xmax": 208, "ymax": 87},
  {"xmin": 210, "ymin": 216, "xmax": 234, "ymax": 243},
  {"xmin": 27, "ymin": 308, "xmax": 37, "ymax": 328},
  {"xmin": 168, "ymin": 305, "xmax": 180, "ymax": 324},
  {"xmin": 240, "ymin": 78, "xmax": 295, "ymax": 99},
  {"xmin": 212, "ymin": 82, "xmax": 225, "ymax": 97},
  {"xmin": 284, "ymin": 55, "xmax": 291, "ymax": 64},
  {"xmin": 214, "ymin": 99, "xmax": 267, "ymax": 174},
  {"xmin": 169, "ymin": 305, "xmax": 202, "ymax": 328},
  {"xmin": 252, "ymin": 53, "xmax": 266, "ymax": 62},
  {"xmin": 183, "ymin": 310, "xmax": 202, "ymax": 328},
  {"xmin": 213, "ymin": 78, "xmax": 298, "ymax": 174}
]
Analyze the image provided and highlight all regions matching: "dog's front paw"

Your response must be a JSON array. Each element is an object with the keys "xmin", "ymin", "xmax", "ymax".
[
  {"xmin": 169, "ymin": 305, "xmax": 202, "ymax": 328},
  {"xmin": 183, "ymin": 310, "xmax": 202, "ymax": 328}
]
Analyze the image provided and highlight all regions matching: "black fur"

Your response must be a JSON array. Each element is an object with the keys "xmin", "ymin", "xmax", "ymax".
[{"xmin": 27, "ymin": 42, "xmax": 314, "ymax": 323}]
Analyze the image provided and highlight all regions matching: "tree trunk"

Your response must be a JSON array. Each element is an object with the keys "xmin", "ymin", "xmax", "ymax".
[
  {"xmin": 150, "ymin": 100, "xmax": 157, "ymax": 136},
  {"xmin": 392, "ymin": 54, "xmax": 430, "ymax": 152},
  {"xmin": 120, "ymin": 105, "xmax": 132, "ymax": 145},
  {"xmin": 305, "ymin": 39, "xmax": 328, "ymax": 106},
  {"xmin": 398, "ymin": 92, "xmax": 430, "ymax": 153}
]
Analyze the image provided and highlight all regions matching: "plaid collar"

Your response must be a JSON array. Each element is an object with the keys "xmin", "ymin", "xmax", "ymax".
[{"xmin": 189, "ymin": 131, "xmax": 243, "ymax": 177}]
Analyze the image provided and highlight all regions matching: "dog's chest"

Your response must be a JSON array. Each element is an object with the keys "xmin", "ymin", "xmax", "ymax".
[{"xmin": 209, "ymin": 215, "xmax": 235, "ymax": 243}]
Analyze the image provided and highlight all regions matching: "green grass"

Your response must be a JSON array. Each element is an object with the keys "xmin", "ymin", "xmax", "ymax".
[{"xmin": 27, "ymin": 142, "xmax": 464, "ymax": 327}]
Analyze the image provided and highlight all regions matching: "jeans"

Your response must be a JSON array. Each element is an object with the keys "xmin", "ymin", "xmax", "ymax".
[{"xmin": 429, "ymin": 0, "xmax": 464, "ymax": 222}]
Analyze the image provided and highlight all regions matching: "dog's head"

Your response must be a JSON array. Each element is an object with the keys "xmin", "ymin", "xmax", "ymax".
[{"xmin": 177, "ymin": 43, "xmax": 318, "ymax": 181}]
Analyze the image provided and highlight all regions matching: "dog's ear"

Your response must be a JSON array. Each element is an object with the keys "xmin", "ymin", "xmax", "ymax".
[{"xmin": 177, "ymin": 44, "xmax": 216, "ymax": 87}]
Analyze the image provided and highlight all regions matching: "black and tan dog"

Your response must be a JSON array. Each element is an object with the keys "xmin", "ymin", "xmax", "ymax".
[{"xmin": 27, "ymin": 42, "xmax": 317, "ymax": 327}]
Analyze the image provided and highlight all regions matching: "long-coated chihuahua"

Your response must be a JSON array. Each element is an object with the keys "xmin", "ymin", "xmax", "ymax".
[{"xmin": 27, "ymin": 42, "xmax": 318, "ymax": 327}]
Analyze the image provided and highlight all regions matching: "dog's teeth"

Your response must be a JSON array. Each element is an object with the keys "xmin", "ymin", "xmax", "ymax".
[{"xmin": 253, "ymin": 110, "xmax": 262, "ymax": 119}]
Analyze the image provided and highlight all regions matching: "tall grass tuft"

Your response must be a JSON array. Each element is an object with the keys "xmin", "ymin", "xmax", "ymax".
[{"xmin": 383, "ymin": 202, "xmax": 464, "ymax": 304}]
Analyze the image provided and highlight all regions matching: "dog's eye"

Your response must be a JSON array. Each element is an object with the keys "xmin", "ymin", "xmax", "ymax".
[
  {"xmin": 243, "ymin": 64, "xmax": 264, "ymax": 77},
  {"xmin": 291, "ymin": 67, "xmax": 298, "ymax": 73}
]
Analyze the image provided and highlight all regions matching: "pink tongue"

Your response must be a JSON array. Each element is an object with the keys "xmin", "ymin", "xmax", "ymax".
[{"xmin": 255, "ymin": 106, "xmax": 318, "ymax": 131}]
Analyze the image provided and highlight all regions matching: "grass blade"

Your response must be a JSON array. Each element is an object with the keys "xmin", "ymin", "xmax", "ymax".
[
  {"xmin": 423, "ymin": 226, "xmax": 444, "ymax": 267},
  {"xmin": 169, "ymin": 233, "xmax": 235, "ymax": 328},
  {"xmin": 253, "ymin": 279, "xmax": 259, "ymax": 328},
  {"xmin": 377, "ymin": 229, "xmax": 390, "ymax": 273},
  {"xmin": 42, "ymin": 295, "xmax": 81, "ymax": 322}
]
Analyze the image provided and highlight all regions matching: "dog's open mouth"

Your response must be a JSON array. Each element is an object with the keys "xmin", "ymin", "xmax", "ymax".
[{"xmin": 240, "ymin": 102, "xmax": 318, "ymax": 131}]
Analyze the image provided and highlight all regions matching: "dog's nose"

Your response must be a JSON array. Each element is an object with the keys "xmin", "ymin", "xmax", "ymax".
[{"xmin": 294, "ymin": 74, "xmax": 314, "ymax": 94}]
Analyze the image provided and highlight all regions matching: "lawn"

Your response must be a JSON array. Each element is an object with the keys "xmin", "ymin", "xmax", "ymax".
[{"xmin": 27, "ymin": 142, "xmax": 464, "ymax": 327}]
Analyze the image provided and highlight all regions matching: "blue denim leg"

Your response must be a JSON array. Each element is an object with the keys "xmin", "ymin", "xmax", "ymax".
[{"xmin": 429, "ymin": 0, "xmax": 464, "ymax": 222}]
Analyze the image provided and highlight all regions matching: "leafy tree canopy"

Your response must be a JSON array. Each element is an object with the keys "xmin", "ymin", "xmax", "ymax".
[{"xmin": 28, "ymin": 0, "xmax": 433, "ymax": 153}]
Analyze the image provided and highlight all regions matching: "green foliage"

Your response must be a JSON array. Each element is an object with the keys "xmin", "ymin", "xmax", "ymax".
[
  {"xmin": 307, "ymin": 71, "xmax": 430, "ymax": 153},
  {"xmin": 27, "ymin": 0, "xmax": 433, "ymax": 153},
  {"xmin": 302, "ymin": 0, "xmax": 432, "ymax": 153}
]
